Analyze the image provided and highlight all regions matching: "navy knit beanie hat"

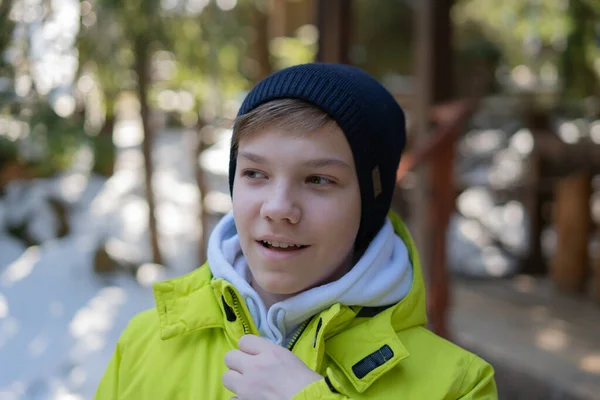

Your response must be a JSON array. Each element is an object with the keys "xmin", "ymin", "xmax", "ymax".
[{"xmin": 229, "ymin": 63, "xmax": 406, "ymax": 252}]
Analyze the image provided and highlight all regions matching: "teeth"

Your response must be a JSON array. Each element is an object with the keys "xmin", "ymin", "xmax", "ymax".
[{"xmin": 262, "ymin": 240, "xmax": 303, "ymax": 248}]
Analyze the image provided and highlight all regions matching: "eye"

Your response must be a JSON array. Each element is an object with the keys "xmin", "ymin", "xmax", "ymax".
[
  {"xmin": 307, "ymin": 176, "xmax": 334, "ymax": 185},
  {"xmin": 242, "ymin": 169, "xmax": 266, "ymax": 180}
]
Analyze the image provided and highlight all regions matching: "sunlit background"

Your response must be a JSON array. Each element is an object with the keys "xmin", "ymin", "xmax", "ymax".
[{"xmin": 1, "ymin": 0, "xmax": 600, "ymax": 399}]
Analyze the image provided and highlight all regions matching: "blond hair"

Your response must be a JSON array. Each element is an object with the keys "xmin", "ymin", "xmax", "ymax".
[{"xmin": 232, "ymin": 99, "xmax": 337, "ymax": 147}]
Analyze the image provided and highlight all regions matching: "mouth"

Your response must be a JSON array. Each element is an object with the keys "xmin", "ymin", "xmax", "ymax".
[{"xmin": 257, "ymin": 239, "xmax": 310, "ymax": 251}]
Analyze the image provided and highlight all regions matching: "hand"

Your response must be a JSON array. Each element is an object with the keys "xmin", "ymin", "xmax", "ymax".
[{"xmin": 223, "ymin": 334, "xmax": 323, "ymax": 400}]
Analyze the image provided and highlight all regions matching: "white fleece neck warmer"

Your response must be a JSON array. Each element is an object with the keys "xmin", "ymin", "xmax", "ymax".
[{"xmin": 207, "ymin": 212, "xmax": 413, "ymax": 346}]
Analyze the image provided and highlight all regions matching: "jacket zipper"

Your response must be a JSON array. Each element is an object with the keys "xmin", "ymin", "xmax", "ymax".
[
  {"xmin": 226, "ymin": 287, "xmax": 312, "ymax": 350},
  {"xmin": 228, "ymin": 288, "xmax": 250, "ymax": 335},
  {"xmin": 286, "ymin": 317, "xmax": 313, "ymax": 351}
]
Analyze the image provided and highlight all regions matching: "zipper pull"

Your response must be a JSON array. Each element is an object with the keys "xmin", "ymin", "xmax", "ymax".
[
  {"xmin": 313, "ymin": 318, "xmax": 323, "ymax": 347},
  {"xmin": 221, "ymin": 296, "xmax": 237, "ymax": 322}
]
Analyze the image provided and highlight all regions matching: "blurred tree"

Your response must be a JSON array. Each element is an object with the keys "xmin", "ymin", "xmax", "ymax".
[
  {"xmin": 352, "ymin": 0, "xmax": 414, "ymax": 78},
  {"xmin": 559, "ymin": 0, "xmax": 599, "ymax": 101},
  {"xmin": 454, "ymin": 21, "xmax": 503, "ymax": 97},
  {"xmin": 454, "ymin": 0, "xmax": 600, "ymax": 101},
  {"xmin": 93, "ymin": 0, "xmax": 169, "ymax": 265},
  {"xmin": 0, "ymin": 0, "xmax": 18, "ymax": 174},
  {"xmin": 78, "ymin": 0, "xmax": 271, "ymax": 267},
  {"xmin": 2, "ymin": 0, "xmax": 88, "ymax": 185},
  {"xmin": 77, "ymin": 2, "xmax": 130, "ymax": 176},
  {"xmin": 0, "ymin": 0, "xmax": 16, "ymax": 83}
]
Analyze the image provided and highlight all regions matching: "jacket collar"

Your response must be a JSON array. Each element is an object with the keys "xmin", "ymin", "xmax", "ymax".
[
  {"xmin": 324, "ymin": 305, "xmax": 411, "ymax": 393},
  {"xmin": 153, "ymin": 266, "xmax": 260, "ymax": 341}
]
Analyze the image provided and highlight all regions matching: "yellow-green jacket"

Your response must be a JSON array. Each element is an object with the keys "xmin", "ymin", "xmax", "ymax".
[{"xmin": 95, "ymin": 213, "xmax": 497, "ymax": 399}]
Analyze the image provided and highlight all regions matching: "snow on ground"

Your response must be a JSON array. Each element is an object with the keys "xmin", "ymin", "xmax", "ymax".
[
  {"xmin": 0, "ymin": 118, "xmax": 210, "ymax": 399},
  {"xmin": 0, "ymin": 234, "xmax": 27, "ymax": 270},
  {"xmin": 0, "ymin": 238, "xmax": 155, "ymax": 399}
]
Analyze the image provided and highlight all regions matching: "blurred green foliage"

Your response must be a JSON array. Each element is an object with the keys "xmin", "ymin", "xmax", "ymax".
[
  {"xmin": 17, "ymin": 104, "xmax": 86, "ymax": 177},
  {"xmin": 1, "ymin": 0, "xmax": 599, "ymax": 186}
]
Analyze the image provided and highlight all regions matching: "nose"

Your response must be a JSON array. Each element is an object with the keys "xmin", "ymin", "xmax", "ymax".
[{"xmin": 260, "ymin": 182, "xmax": 301, "ymax": 224}]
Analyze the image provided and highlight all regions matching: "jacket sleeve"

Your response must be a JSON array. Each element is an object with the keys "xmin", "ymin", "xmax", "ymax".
[
  {"xmin": 94, "ymin": 340, "xmax": 123, "ymax": 400},
  {"xmin": 456, "ymin": 355, "xmax": 498, "ymax": 400}
]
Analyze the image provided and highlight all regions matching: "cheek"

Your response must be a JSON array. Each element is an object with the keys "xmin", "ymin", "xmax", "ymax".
[
  {"xmin": 232, "ymin": 186, "xmax": 261, "ymax": 230},
  {"xmin": 309, "ymin": 192, "xmax": 361, "ymax": 247}
]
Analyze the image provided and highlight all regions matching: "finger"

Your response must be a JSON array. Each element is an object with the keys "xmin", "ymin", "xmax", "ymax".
[
  {"xmin": 222, "ymin": 369, "xmax": 242, "ymax": 395},
  {"xmin": 238, "ymin": 334, "xmax": 275, "ymax": 355},
  {"xmin": 224, "ymin": 349, "xmax": 251, "ymax": 373}
]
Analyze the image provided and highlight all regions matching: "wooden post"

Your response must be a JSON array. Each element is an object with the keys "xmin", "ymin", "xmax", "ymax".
[
  {"xmin": 269, "ymin": 0, "xmax": 286, "ymax": 38},
  {"xmin": 594, "ymin": 223, "xmax": 600, "ymax": 302},
  {"xmin": 410, "ymin": 0, "xmax": 455, "ymax": 339},
  {"xmin": 411, "ymin": 0, "xmax": 433, "ymax": 260},
  {"xmin": 253, "ymin": 1, "xmax": 273, "ymax": 82},
  {"xmin": 316, "ymin": 0, "xmax": 351, "ymax": 63},
  {"xmin": 520, "ymin": 111, "xmax": 550, "ymax": 275},
  {"xmin": 551, "ymin": 170, "xmax": 592, "ymax": 293},
  {"xmin": 428, "ymin": 127, "xmax": 455, "ymax": 340},
  {"xmin": 521, "ymin": 152, "xmax": 546, "ymax": 274},
  {"xmin": 430, "ymin": 0, "xmax": 454, "ymax": 103}
]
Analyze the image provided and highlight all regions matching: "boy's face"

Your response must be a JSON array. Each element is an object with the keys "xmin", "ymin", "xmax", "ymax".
[{"xmin": 232, "ymin": 123, "xmax": 361, "ymax": 297}]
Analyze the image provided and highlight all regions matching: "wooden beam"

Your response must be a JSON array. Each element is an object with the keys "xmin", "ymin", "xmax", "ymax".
[
  {"xmin": 410, "ymin": 0, "xmax": 433, "ymax": 270},
  {"xmin": 594, "ymin": 223, "xmax": 600, "ymax": 302},
  {"xmin": 316, "ymin": 0, "xmax": 351, "ymax": 63},
  {"xmin": 520, "ymin": 112, "xmax": 552, "ymax": 275},
  {"xmin": 430, "ymin": 0, "xmax": 454, "ymax": 103},
  {"xmin": 520, "ymin": 153, "xmax": 547, "ymax": 275},
  {"xmin": 551, "ymin": 170, "xmax": 592, "ymax": 294},
  {"xmin": 408, "ymin": 0, "xmax": 456, "ymax": 339}
]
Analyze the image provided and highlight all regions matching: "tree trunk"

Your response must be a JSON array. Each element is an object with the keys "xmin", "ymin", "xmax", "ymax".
[
  {"xmin": 92, "ymin": 102, "xmax": 117, "ymax": 177},
  {"xmin": 561, "ymin": 0, "xmax": 597, "ymax": 99},
  {"xmin": 100, "ymin": 103, "xmax": 116, "ymax": 137},
  {"xmin": 195, "ymin": 120, "xmax": 209, "ymax": 266},
  {"xmin": 0, "ymin": 0, "xmax": 15, "ymax": 54},
  {"xmin": 134, "ymin": 36, "xmax": 163, "ymax": 266}
]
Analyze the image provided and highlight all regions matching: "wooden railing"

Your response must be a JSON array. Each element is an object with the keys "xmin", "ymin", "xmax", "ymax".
[
  {"xmin": 395, "ymin": 99, "xmax": 478, "ymax": 338},
  {"xmin": 523, "ymin": 115, "xmax": 600, "ymax": 302}
]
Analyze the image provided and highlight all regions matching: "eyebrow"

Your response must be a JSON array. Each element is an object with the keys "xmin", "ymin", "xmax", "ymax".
[
  {"xmin": 302, "ymin": 158, "xmax": 352, "ymax": 169},
  {"xmin": 238, "ymin": 151, "xmax": 352, "ymax": 169},
  {"xmin": 238, "ymin": 151, "xmax": 266, "ymax": 164}
]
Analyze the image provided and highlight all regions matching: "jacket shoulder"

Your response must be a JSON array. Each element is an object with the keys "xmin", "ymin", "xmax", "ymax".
[
  {"xmin": 400, "ymin": 326, "xmax": 477, "ymax": 358},
  {"xmin": 397, "ymin": 327, "xmax": 496, "ymax": 397},
  {"xmin": 128, "ymin": 308, "xmax": 160, "ymax": 332},
  {"xmin": 118, "ymin": 308, "xmax": 162, "ymax": 348}
]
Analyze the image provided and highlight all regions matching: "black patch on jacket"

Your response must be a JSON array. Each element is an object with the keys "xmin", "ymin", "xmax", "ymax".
[{"xmin": 352, "ymin": 344, "xmax": 394, "ymax": 379}]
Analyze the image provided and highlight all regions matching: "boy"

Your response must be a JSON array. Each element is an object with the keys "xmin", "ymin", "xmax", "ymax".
[{"xmin": 95, "ymin": 63, "xmax": 497, "ymax": 399}]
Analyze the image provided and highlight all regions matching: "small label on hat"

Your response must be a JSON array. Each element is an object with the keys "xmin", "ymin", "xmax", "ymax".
[{"xmin": 372, "ymin": 166, "xmax": 382, "ymax": 198}]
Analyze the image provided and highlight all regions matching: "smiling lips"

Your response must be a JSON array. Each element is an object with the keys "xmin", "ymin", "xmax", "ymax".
[{"xmin": 257, "ymin": 239, "xmax": 309, "ymax": 251}]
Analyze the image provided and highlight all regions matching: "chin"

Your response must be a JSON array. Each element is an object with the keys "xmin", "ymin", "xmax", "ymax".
[{"xmin": 255, "ymin": 274, "xmax": 307, "ymax": 296}]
